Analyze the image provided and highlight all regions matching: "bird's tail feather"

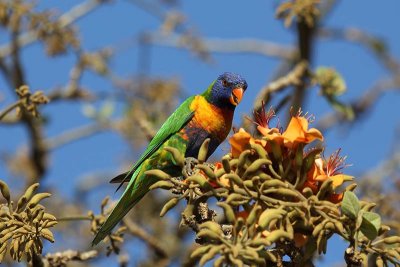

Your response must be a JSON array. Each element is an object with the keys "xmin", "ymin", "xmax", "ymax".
[{"xmin": 91, "ymin": 184, "xmax": 146, "ymax": 246}]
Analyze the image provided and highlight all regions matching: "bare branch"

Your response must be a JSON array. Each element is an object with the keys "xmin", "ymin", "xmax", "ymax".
[
  {"xmin": 0, "ymin": 99, "xmax": 22, "ymax": 121},
  {"xmin": 316, "ymin": 78, "xmax": 400, "ymax": 131},
  {"xmin": 123, "ymin": 217, "xmax": 169, "ymax": 260},
  {"xmin": 46, "ymin": 122, "xmax": 113, "ymax": 150},
  {"xmin": 318, "ymin": 27, "xmax": 400, "ymax": 75},
  {"xmin": 254, "ymin": 61, "xmax": 308, "ymax": 112},
  {"xmin": 0, "ymin": 0, "xmax": 105, "ymax": 59},
  {"xmin": 145, "ymin": 32, "xmax": 295, "ymax": 59}
]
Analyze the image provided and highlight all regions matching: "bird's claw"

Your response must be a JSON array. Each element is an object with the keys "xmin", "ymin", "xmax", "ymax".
[{"xmin": 183, "ymin": 157, "xmax": 199, "ymax": 177}]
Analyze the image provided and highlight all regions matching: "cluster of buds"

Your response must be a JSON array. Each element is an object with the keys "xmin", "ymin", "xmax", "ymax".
[
  {"xmin": 0, "ymin": 181, "xmax": 57, "ymax": 263},
  {"xmin": 15, "ymin": 85, "xmax": 49, "ymax": 118}
]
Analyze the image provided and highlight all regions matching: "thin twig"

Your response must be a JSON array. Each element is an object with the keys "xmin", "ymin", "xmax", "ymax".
[
  {"xmin": 46, "ymin": 122, "xmax": 112, "ymax": 150},
  {"xmin": 0, "ymin": 0, "xmax": 105, "ymax": 59},
  {"xmin": 145, "ymin": 33, "xmax": 295, "ymax": 59},
  {"xmin": 316, "ymin": 78, "xmax": 400, "ymax": 131},
  {"xmin": 254, "ymin": 61, "xmax": 308, "ymax": 112},
  {"xmin": 0, "ymin": 99, "xmax": 22, "ymax": 121},
  {"xmin": 123, "ymin": 217, "xmax": 169, "ymax": 260}
]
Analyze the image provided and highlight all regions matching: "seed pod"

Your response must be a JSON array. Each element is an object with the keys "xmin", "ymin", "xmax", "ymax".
[
  {"xmin": 317, "ymin": 233, "xmax": 327, "ymax": 254},
  {"xmin": 258, "ymin": 208, "xmax": 286, "ymax": 229},
  {"xmin": 258, "ymin": 173, "xmax": 273, "ymax": 181},
  {"xmin": 42, "ymin": 220, "xmax": 58, "ymax": 228},
  {"xmin": 40, "ymin": 228, "xmax": 55, "ymax": 242},
  {"xmin": 190, "ymin": 244, "xmax": 211, "ymax": 259},
  {"xmin": 361, "ymin": 202, "xmax": 376, "ymax": 212},
  {"xmin": 225, "ymin": 173, "xmax": 243, "ymax": 186},
  {"xmin": 246, "ymin": 205, "xmax": 261, "ymax": 226},
  {"xmin": 215, "ymin": 168, "xmax": 226, "ymax": 178},
  {"xmin": 333, "ymin": 220, "xmax": 344, "ymax": 234},
  {"xmin": 302, "ymin": 187, "xmax": 314, "ymax": 198},
  {"xmin": 250, "ymin": 143, "xmax": 267, "ymax": 159},
  {"xmin": 0, "ymin": 180, "xmax": 11, "ymax": 204},
  {"xmin": 197, "ymin": 229, "xmax": 222, "ymax": 241},
  {"xmin": 382, "ymin": 236, "xmax": 400, "ymax": 245},
  {"xmin": 316, "ymin": 179, "xmax": 333, "ymax": 199},
  {"xmin": 222, "ymin": 155, "xmax": 231, "ymax": 173},
  {"xmin": 378, "ymin": 225, "xmax": 391, "ymax": 236},
  {"xmin": 27, "ymin": 193, "xmax": 51, "ymax": 209},
  {"xmin": 164, "ymin": 147, "xmax": 184, "ymax": 166},
  {"xmin": 198, "ymin": 244, "xmax": 223, "ymax": 266},
  {"xmin": 149, "ymin": 180, "xmax": 174, "ymax": 190},
  {"xmin": 42, "ymin": 213, "xmax": 57, "ymax": 221},
  {"xmin": 197, "ymin": 165, "xmax": 216, "ymax": 181},
  {"xmin": 262, "ymin": 179, "xmax": 288, "ymax": 189},
  {"xmin": 21, "ymin": 183, "xmax": 40, "ymax": 203},
  {"xmin": 213, "ymin": 256, "xmax": 225, "ymax": 267},
  {"xmin": 199, "ymin": 221, "xmax": 223, "ymax": 236},
  {"xmin": 160, "ymin": 198, "xmax": 179, "ymax": 217},
  {"xmin": 218, "ymin": 202, "xmax": 236, "ymax": 223},
  {"xmin": 285, "ymin": 217, "xmax": 294, "ymax": 238},
  {"xmin": 375, "ymin": 256, "xmax": 384, "ymax": 267},
  {"xmin": 251, "ymin": 237, "xmax": 271, "ymax": 247},
  {"xmin": 243, "ymin": 159, "xmax": 271, "ymax": 178},
  {"xmin": 385, "ymin": 249, "xmax": 400, "ymax": 261},
  {"xmin": 266, "ymin": 229, "xmax": 291, "ymax": 243},
  {"xmin": 312, "ymin": 219, "xmax": 329, "ymax": 237},
  {"xmin": 229, "ymin": 158, "xmax": 239, "ymax": 168},
  {"xmin": 0, "ymin": 231, "xmax": 14, "ymax": 244},
  {"xmin": 186, "ymin": 174, "xmax": 211, "ymax": 189},
  {"xmin": 345, "ymin": 183, "xmax": 357, "ymax": 192},
  {"xmin": 226, "ymin": 193, "xmax": 246, "ymax": 204},
  {"xmin": 197, "ymin": 138, "xmax": 210, "ymax": 163},
  {"xmin": 228, "ymin": 253, "xmax": 244, "ymax": 267},
  {"xmin": 237, "ymin": 150, "xmax": 251, "ymax": 172},
  {"xmin": 243, "ymin": 180, "xmax": 254, "ymax": 189},
  {"xmin": 145, "ymin": 170, "xmax": 171, "ymax": 180},
  {"xmin": 243, "ymin": 247, "xmax": 260, "ymax": 261}
]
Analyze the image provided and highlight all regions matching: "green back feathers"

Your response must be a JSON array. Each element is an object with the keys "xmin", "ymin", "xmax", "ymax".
[{"xmin": 115, "ymin": 96, "xmax": 195, "ymax": 191}]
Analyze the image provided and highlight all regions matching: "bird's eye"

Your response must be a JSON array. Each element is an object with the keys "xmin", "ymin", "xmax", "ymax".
[{"xmin": 222, "ymin": 79, "xmax": 228, "ymax": 87}]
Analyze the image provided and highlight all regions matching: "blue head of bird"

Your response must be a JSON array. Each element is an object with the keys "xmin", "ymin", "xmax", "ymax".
[{"xmin": 206, "ymin": 72, "xmax": 248, "ymax": 109}]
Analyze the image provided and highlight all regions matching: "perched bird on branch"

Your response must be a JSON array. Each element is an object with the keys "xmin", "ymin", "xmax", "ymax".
[{"xmin": 92, "ymin": 73, "xmax": 248, "ymax": 245}]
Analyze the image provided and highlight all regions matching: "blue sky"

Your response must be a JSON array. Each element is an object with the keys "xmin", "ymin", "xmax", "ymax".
[{"xmin": 1, "ymin": 0, "xmax": 399, "ymax": 266}]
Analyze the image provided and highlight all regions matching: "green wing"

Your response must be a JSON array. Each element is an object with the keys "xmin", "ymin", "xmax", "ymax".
[
  {"xmin": 113, "ymin": 96, "xmax": 195, "ymax": 191},
  {"xmin": 92, "ymin": 96, "xmax": 195, "ymax": 246}
]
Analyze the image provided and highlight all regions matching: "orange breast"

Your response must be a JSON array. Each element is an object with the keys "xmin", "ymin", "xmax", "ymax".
[{"xmin": 189, "ymin": 96, "xmax": 234, "ymax": 140}]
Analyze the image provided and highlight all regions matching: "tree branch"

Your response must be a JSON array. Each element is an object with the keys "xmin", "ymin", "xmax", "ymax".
[
  {"xmin": 0, "ymin": 0, "xmax": 105, "ymax": 59},
  {"xmin": 123, "ymin": 217, "xmax": 169, "ymax": 260}
]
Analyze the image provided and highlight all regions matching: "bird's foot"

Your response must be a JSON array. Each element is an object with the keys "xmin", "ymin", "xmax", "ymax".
[{"xmin": 183, "ymin": 157, "xmax": 199, "ymax": 177}]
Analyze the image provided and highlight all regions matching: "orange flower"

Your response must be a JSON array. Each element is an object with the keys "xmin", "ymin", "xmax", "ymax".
[
  {"xmin": 258, "ymin": 126, "xmax": 284, "ymax": 145},
  {"xmin": 304, "ymin": 158, "xmax": 325, "ymax": 193},
  {"xmin": 229, "ymin": 128, "xmax": 253, "ymax": 158},
  {"xmin": 328, "ymin": 192, "xmax": 344, "ymax": 204},
  {"xmin": 314, "ymin": 149, "xmax": 353, "ymax": 189},
  {"xmin": 252, "ymin": 104, "xmax": 285, "ymax": 145},
  {"xmin": 282, "ymin": 116, "xmax": 323, "ymax": 147},
  {"xmin": 203, "ymin": 162, "xmax": 230, "ymax": 188}
]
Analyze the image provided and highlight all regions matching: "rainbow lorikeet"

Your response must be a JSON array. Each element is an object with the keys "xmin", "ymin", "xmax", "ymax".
[{"xmin": 92, "ymin": 73, "xmax": 247, "ymax": 245}]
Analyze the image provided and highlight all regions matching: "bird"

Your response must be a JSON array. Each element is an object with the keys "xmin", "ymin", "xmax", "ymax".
[{"xmin": 92, "ymin": 72, "xmax": 248, "ymax": 245}]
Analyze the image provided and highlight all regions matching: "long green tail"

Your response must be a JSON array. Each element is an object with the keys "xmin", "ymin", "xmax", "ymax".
[{"xmin": 92, "ymin": 170, "xmax": 147, "ymax": 246}]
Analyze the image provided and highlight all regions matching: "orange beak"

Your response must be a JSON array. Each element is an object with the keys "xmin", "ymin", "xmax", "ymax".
[{"xmin": 229, "ymin": 87, "xmax": 244, "ymax": 106}]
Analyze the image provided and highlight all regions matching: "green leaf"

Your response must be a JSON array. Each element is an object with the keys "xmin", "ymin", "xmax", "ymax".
[
  {"xmin": 341, "ymin": 191, "xmax": 360, "ymax": 219},
  {"xmin": 360, "ymin": 212, "xmax": 381, "ymax": 240}
]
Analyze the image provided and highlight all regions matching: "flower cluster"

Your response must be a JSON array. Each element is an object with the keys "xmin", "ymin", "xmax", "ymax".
[
  {"xmin": 149, "ymin": 107, "xmax": 399, "ymax": 266},
  {"xmin": 222, "ymin": 106, "xmax": 353, "ymax": 204}
]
